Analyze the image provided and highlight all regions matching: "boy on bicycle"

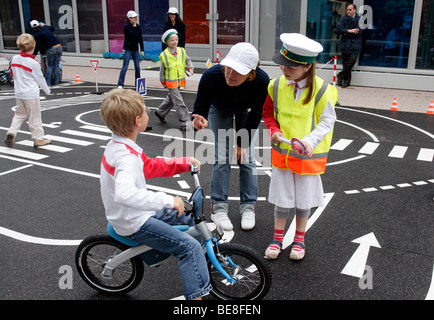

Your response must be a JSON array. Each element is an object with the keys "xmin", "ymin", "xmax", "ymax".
[{"xmin": 100, "ymin": 88, "xmax": 212, "ymax": 300}]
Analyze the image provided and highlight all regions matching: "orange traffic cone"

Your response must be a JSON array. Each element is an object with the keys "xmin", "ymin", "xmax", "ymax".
[
  {"xmin": 427, "ymin": 100, "xmax": 434, "ymax": 115},
  {"xmin": 390, "ymin": 97, "xmax": 398, "ymax": 111},
  {"xmin": 75, "ymin": 72, "xmax": 81, "ymax": 83}
]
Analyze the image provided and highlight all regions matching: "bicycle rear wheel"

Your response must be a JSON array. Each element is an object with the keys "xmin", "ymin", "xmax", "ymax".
[
  {"xmin": 75, "ymin": 234, "xmax": 144, "ymax": 294},
  {"xmin": 207, "ymin": 242, "xmax": 272, "ymax": 300}
]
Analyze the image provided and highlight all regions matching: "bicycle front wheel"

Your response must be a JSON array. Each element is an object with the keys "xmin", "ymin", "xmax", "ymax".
[
  {"xmin": 75, "ymin": 234, "xmax": 144, "ymax": 295},
  {"xmin": 207, "ymin": 242, "xmax": 272, "ymax": 300}
]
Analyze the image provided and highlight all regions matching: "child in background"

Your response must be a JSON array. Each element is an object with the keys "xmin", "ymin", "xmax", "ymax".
[
  {"xmin": 100, "ymin": 89, "xmax": 211, "ymax": 300},
  {"xmin": 155, "ymin": 29, "xmax": 193, "ymax": 131},
  {"xmin": 262, "ymin": 33, "xmax": 338, "ymax": 261},
  {"xmin": 5, "ymin": 33, "xmax": 51, "ymax": 148}
]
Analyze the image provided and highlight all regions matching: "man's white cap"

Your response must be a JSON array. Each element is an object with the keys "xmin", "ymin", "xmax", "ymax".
[
  {"xmin": 127, "ymin": 10, "xmax": 138, "ymax": 18},
  {"xmin": 161, "ymin": 28, "xmax": 178, "ymax": 44},
  {"xmin": 220, "ymin": 42, "xmax": 259, "ymax": 75},
  {"xmin": 168, "ymin": 7, "xmax": 178, "ymax": 14},
  {"xmin": 30, "ymin": 20, "xmax": 39, "ymax": 28},
  {"xmin": 273, "ymin": 33, "xmax": 323, "ymax": 67}
]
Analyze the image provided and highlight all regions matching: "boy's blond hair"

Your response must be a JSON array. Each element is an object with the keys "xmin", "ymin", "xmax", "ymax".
[
  {"xmin": 16, "ymin": 33, "xmax": 35, "ymax": 52},
  {"xmin": 101, "ymin": 89, "xmax": 145, "ymax": 137}
]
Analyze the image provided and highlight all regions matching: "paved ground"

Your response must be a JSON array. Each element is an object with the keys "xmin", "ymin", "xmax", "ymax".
[{"xmin": 0, "ymin": 63, "xmax": 432, "ymax": 309}]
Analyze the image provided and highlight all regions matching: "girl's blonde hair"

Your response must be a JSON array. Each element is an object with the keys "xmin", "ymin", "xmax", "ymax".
[
  {"xmin": 16, "ymin": 33, "xmax": 35, "ymax": 52},
  {"xmin": 100, "ymin": 89, "xmax": 145, "ymax": 137}
]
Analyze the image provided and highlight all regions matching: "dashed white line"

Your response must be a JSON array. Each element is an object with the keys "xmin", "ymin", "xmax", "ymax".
[{"xmin": 345, "ymin": 179, "xmax": 433, "ymax": 195}]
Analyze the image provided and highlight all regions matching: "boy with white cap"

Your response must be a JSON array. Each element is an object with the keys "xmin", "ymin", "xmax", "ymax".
[
  {"xmin": 191, "ymin": 43, "xmax": 269, "ymax": 231},
  {"xmin": 262, "ymin": 33, "xmax": 338, "ymax": 260},
  {"xmin": 155, "ymin": 29, "xmax": 193, "ymax": 131}
]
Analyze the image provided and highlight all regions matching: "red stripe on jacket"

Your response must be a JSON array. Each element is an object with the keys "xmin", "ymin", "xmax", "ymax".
[{"xmin": 11, "ymin": 63, "xmax": 32, "ymax": 73}]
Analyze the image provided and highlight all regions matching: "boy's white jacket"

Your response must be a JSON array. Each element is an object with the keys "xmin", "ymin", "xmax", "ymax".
[
  {"xmin": 11, "ymin": 52, "xmax": 50, "ymax": 99},
  {"xmin": 100, "ymin": 134, "xmax": 190, "ymax": 236}
]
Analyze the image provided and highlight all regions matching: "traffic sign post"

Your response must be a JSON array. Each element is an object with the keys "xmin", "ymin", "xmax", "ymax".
[
  {"xmin": 89, "ymin": 60, "xmax": 101, "ymax": 94},
  {"xmin": 136, "ymin": 77, "xmax": 147, "ymax": 96}
]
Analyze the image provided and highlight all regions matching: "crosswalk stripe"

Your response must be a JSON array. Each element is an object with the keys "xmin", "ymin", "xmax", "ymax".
[
  {"xmin": 0, "ymin": 146, "xmax": 48, "ymax": 160},
  {"xmin": 16, "ymin": 140, "xmax": 73, "ymax": 152},
  {"xmin": 44, "ymin": 134, "xmax": 93, "ymax": 146},
  {"xmin": 417, "ymin": 148, "xmax": 434, "ymax": 162},
  {"xmin": 60, "ymin": 129, "xmax": 111, "ymax": 140},
  {"xmin": 331, "ymin": 138, "xmax": 353, "ymax": 151},
  {"xmin": 79, "ymin": 125, "xmax": 111, "ymax": 133},
  {"xmin": 388, "ymin": 145, "xmax": 408, "ymax": 158},
  {"xmin": 358, "ymin": 142, "xmax": 380, "ymax": 154}
]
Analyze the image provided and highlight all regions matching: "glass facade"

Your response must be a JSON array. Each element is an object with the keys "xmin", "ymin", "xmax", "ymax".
[
  {"xmin": 306, "ymin": 0, "xmax": 347, "ymax": 64},
  {"xmin": 0, "ymin": 0, "xmax": 432, "ymax": 76},
  {"xmin": 49, "ymin": 0, "xmax": 76, "ymax": 52},
  {"xmin": 359, "ymin": 0, "xmax": 415, "ymax": 68},
  {"xmin": 416, "ymin": 0, "xmax": 434, "ymax": 69},
  {"xmin": 22, "ymin": 0, "xmax": 45, "ymax": 34},
  {"xmin": 258, "ymin": 0, "xmax": 302, "ymax": 61},
  {"xmin": 77, "ymin": 0, "xmax": 104, "ymax": 54},
  {"xmin": 106, "ymin": 0, "xmax": 134, "ymax": 53},
  {"xmin": 216, "ymin": 0, "xmax": 246, "ymax": 45},
  {"xmin": 0, "ymin": 0, "xmax": 21, "ymax": 50},
  {"xmin": 183, "ymin": 0, "xmax": 210, "ymax": 44}
]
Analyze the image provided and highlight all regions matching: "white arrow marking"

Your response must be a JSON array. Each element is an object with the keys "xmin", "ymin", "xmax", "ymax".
[
  {"xmin": 43, "ymin": 121, "xmax": 62, "ymax": 128},
  {"xmin": 341, "ymin": 232, "xmax": 381, "ymax": 278}
]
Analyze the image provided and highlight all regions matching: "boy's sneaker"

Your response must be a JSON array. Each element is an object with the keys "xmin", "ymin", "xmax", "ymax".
[
  {"xmin": 4, "ymin": 134, "xmax": 15, "ymax": 148},
  {"xmin": 155, "ymin": 110, "xmax": 167, "ymax": 124},
  {"xmin": 34, "ymin": 138, "xmax": 51, "ymax": 148}
]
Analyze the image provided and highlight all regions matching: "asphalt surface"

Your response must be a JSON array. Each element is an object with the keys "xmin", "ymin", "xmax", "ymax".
[{"xmin": 0, "ymin": 81, "xmax": 433, "ymax": 308}]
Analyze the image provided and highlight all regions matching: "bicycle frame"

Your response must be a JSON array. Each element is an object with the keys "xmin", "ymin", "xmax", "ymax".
[{"xmin": 102, "ymin": 165, "xmax": 238, "ymax": 284}]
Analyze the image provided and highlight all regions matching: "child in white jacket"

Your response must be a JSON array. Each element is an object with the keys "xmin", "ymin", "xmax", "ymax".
[{"xmin": 5, "ymin": 33, "xmax": 51, "ymax": 148}]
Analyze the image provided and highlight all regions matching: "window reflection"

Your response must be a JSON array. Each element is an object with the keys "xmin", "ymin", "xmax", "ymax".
[
  {"xmin": 77, "ymin": 0, "xmax": 104, "ymax": 54},
  {"xmin": 416, "ymin": 0, "xmax": 434, "ymax": 69},
  {"xmin": 216, "ymin": 0, "xmax": 245, "ymax": 45},
  {"xmin": 359, "ymin": 0, "xmax": 415, "ymax": 68},
  {"xmin": 0, "ymin": 0, "xmax": 21, "ymax": 50}
]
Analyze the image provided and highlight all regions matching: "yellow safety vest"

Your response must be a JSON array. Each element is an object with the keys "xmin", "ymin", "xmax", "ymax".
[
  {"xmin": 269, "ymin": 75, "xmax": 338, "ymax": 175},
  {"xmin": 160, "ymin": 47, "xmax": 186, "ymax": 89}
]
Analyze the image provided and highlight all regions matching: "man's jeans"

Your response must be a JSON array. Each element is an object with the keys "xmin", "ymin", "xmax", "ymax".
[
  {"xmin": 208, "ymin": 105, "xmax": 258, "ymax": 211},
  {"xmin": 117, "ymin": 50, "xmax": 141, "ymax": 87},
  {"xmin": 129, "ymin": 209, "xmax": 212, "ymax": 300},
  {"xmin": 45, "ymin": 46, "xmax": 63, "ymax": 85}
]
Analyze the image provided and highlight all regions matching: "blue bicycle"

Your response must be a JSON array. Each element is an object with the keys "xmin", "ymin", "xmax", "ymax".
[{"xmin": 75, "ymin": 165, "xmax": 272, "ymax": 300}]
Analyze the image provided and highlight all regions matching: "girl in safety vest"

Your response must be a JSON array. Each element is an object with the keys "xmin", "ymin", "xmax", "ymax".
[
  {"xmin": 156, "ymin": 29, "xmax": 193, "ymax": 131},
  {"xmin": 262, "ymin": 33, "xmax": 338, "ymax": 261}
]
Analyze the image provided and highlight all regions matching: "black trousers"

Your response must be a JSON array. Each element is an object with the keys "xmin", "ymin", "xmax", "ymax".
[{"xmin": 338, "ymin": 53, "xmax": 359, "ymax": 86}]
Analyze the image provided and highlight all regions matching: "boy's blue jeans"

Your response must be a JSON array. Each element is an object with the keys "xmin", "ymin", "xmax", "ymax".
[
  {"xmin": 208, "ymin": 105, "xmax": 258, "ymax": 210},
  {"xmin": 117, "ymin": 49, "xmax": 141, "ymax": 87},
  {"xmin": 129, "ymin": 209, "xmax": 212, "ymax": 300}
]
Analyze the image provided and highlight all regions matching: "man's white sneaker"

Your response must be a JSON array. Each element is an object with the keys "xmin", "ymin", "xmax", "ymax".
[
  {"xmin": 210, "ymin": 212, "xmax": 233, "ymax": 231},
  {"xmin": 241, "ymin": 212, "xmax": 255, "ymax": 230}
]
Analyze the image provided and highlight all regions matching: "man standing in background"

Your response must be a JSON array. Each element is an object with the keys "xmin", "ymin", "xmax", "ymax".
[{"xmin": 336, "ymin": 3, "xmax": 362, "ymax": 88}]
